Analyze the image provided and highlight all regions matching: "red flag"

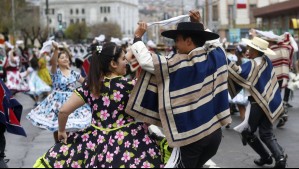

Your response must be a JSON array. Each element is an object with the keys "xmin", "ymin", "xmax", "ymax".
[{"xmin": 237, "ymin": 0, "xmax": 247, "ymax": 9}]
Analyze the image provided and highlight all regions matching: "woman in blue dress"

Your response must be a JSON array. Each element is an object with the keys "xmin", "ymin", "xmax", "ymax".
[{"xmin": 27, "ymin": 42, "xmax": 92, "ymax": 143}]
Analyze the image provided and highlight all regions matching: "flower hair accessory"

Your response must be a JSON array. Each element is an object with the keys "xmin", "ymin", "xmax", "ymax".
[
  {"xmin": 96, "ymin": 46, "xmax": 103, "ymax": 54},
  {"xmin": 237, "ymin": 45, "xmax": 242, "ymax": 52}
]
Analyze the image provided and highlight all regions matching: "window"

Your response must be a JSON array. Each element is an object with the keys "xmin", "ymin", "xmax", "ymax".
[
  {"xmin": 100, "ymin": 6, "xmax": 110, "ymax": 14},
  {"xmin": 212, "ymin": 5, "xmax": 218, "ymax": 21},
  {"xmin": 76, "ymin": 19, "xmax": 80, "ymax": 23},
  {"xmin": 82, "ymin": 18, "xmax": 86, "ymax": 23},
  {"xmin": 76, "ymin": 9, "xmax": 79, "ymax": 14},
  {"xmin": 52, "ymin": 9, "xmax": 55, "ymax": 15},
  {"xmin": 82, "ymin": 9, "xmax": 85, "ymax": 14},
  {"xmin": 70, "ymin": 19, "xmax": 74, "ymax": 24},
  {"xmin": 104, "ymin": 17, "xmax": 108, "ymax": 22},
  {"xmin": 70, "ymin": 9, "xmax": 73, "ymax": 15},
  {"xmin": 49, "ymin": 19, "xmax": 52, "ymax": 24}
]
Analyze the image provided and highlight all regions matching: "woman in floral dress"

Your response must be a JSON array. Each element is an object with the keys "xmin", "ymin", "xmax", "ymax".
[
  {"xmin": 27, "ymin": 42, "xmax": 92, "ymax": 143},
  {"xmin": 33, "ymin": 42, "xmax": 163, "ymax": 168},
  {"xmin": 5, "ymin": 49, "xmax": 29, "ymax": 94}
]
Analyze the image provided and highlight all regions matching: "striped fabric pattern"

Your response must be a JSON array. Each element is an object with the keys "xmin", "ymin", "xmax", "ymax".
[
  {"xmin": 126, "ymin": 47, "xmax": 231, "ymax": 147},
  {"xmin": 269, "ymin": 44, "xmax": 293, "ymax": 86},
  {"xmin": 228, "ymin": 56, "xmax": 284, "ymax": 124}
]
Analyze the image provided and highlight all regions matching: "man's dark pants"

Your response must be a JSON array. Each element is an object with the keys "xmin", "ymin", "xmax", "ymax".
[{"xmin": 178, "ymin": 128, "xmax": 222, "ymax": 168}]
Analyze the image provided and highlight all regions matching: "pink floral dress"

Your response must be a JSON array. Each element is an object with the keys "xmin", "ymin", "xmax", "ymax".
[{"xmin": 34, "ymin": 76, "xmax": 164, "ymax": 168}]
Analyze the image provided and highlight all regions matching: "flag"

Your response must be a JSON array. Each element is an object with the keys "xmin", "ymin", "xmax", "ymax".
[
  {"xmin": 0, "ymin": 80, "xmax": 26, "ymax": 137},
  {"xmin": 82, "ymin": 55, "xmax": 91, "ymax": 77},
  {"xmin": 237, "ymin": 0, "xmax": 247, "ymax": 9}
]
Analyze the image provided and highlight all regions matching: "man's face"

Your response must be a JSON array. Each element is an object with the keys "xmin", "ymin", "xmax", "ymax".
[
  {"xmin": 175, "ymin": 35, "xmax": 190, "ymax": 54},
  {"xmin": 248, "ymin": 47, "xmax": 258, "ymax": 59}
]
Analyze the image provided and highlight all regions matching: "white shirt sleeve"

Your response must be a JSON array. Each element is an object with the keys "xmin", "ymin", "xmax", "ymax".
[{"xmin": 131, "ymin": 41, "xmax": 155, "ymax": 74}]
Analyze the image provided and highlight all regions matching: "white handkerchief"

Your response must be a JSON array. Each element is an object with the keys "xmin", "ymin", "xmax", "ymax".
[
  {"xmin": 147, "ymin": 15, "xmax": 189, "ymax": 27},
  {"xmin": 40, "ymin": 40, "xmax": 54, "ymax": 55},
  {"xmin": 255, "ymin": 29, "xmax": 281, "ymax": 41},
  {"xmin": 95, "ymin": 34, "xmax": 105, "ymax": 43},
  {"xmin": 234, "ymin": 103, "xmax": 251, "ymax": 133}
]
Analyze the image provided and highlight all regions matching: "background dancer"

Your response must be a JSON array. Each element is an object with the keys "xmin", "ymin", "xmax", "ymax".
[{"xmin": 27, "ymin": 42, "xmax": 91, "ymax": 143}]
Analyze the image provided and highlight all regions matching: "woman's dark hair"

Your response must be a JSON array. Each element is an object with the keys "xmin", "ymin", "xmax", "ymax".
[
  {"xmin": 235, "ymin": 45, "xmax": 247, "ymax": 56},
  {"xmin": 30, "ymin": 55, "xmax": 39, "ymax": 70},
  {"xmin": 88, "ymin": 42, "xmax": 100, "ymax": 54},
  {"xmin": 87, "ymin": 42, "xmax": 123, "ymax": 96}
]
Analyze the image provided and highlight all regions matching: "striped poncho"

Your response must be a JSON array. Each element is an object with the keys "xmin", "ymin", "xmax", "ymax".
[
  {"xmin": 228, "ymin": 56, "xmax": 284, "ymax": 124},
  {"xmin": 268, "ymin": 33, "xmax": 294, "ymax": 88},
  {"xmin": 126, "ymin": 47, "xmax": 232, "ymax": 147}
]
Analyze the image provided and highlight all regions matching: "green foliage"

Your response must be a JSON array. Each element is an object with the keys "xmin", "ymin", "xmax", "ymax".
[
  {"xmin": 90, "ymin": 22, "xmax": 122, "ymax": 39},
  {"xmin": 65, "ymin": 23, "xmax": 89, "ymax": 43},
  {"xmin": 0, "ymin": 0, "xmax": 48, "ymax": 48},
  {"xmin": 0, "ymin": 0, "xmax": 29, "ymax": 33}
]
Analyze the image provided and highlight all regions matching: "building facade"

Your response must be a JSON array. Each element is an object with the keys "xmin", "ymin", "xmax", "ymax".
[
  {"xmin": 39, "ymin": 0, "xmax": 139, "ymax": 37},
  {"xmin": 138, "ymin": 0, "xmax": 258, "ymax": 44},
  {"xmin": 206, "ymin": 0, "xmax": 291, "ymax": 43},
  {"xmin": 253, "ymin": 0, "xmax": 299, "ymax": 37},
  {"xmin": 205, "ymin": 0, "xmax": 259, "ymax": 43}
]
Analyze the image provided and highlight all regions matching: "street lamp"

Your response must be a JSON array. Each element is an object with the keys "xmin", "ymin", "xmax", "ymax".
[
  {"xmin": 57, "ymin": 13, "xmax": 63, "ymax": 30},
  {"xmin": 57, "ymin": 14, "xmax": 62, "ymax": 23},
  {"xmin": 46, "ymin": 0, "xmax": 50, "ymax": 38}
]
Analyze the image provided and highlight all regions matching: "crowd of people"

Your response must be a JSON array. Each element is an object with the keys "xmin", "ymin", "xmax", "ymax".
[{"xmin": 0, "ymin": 9, "xmax": 299, "ymax": 168}]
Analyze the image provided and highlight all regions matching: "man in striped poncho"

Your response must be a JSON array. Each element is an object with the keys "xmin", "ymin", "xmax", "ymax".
[
  {"xmin": 126, "ymin": 11, "xmax": 232, "ymax": 168},
  {"xmin": 228, "ymin": 37, "xmax": 287, "ymax": 168},
  {"xmin": 263, "ymin": 33, "xmax": 296, "ymax": 128}
]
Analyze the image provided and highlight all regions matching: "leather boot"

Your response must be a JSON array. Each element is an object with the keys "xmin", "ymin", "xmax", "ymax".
[
  {"xmin": 274, "ymin": 155, "xmax": 287, "ymax": 168},
  {"xmin": 265, "ymin": 140, "xmax": 287, "ymax": 168},
  {"xmin": 254, "ymin": 156, "xmax": 273, "ymax": 166},
  {"xmin": 0, "ymin": 131, "xmax": 6, "ymax": 160},
  {"xmin": 0, "ymin": 158, "xmax": 8, "ymax": 168},
  {"xmin": 0, "ymin": 132, "xmax": 7, "ymax": 168},
  {"xmin": 246, "ymin": 135, "xmax": 273, "ymax": 166}
]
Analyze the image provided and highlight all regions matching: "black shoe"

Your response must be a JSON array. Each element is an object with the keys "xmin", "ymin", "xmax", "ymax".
[
  {"xmin": 225, "ymin": 124, "xmax": 231, "ymax": 129},
  {"xmin": 274, "ymin": 155, "xmax": 287, "ymax": 168},
  {"xmin": 254, "ymin": 156, "xmax": 273, "ymax": 166},
  {"xmin": 241, "ymin": 135, "xmax": 247, "ymax": 146},
  {"xmin": 285, "ymin": 103, "xmax": 293, "ymax": 108},
  {"xmin": 0, "ymin": 158, "xmax": 8, "ymax": 168},
  {"xmin": 282, "ymin": 114, "xmax": 288, "ymax": 122},
  {"xmin": 277, "ymin": 117, "xmax": 287, "ymax": 128}
]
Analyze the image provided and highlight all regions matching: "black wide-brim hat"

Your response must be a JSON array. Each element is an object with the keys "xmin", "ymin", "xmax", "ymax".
[{"xmin": 161, "ymin": 22, "xmax": 219, "ymax": 41}]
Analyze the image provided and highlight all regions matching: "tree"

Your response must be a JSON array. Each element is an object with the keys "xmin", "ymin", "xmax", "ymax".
[
  {"xmin": 0, "ymin": 0, "xmax": 27, "ymax": 35},
  {"xmin": 89, "ymin": 22, "xmax": 122, "ymax": 40},
  {"xmin": 17, "ymin": 3, "xmax": 49, "ymax": 48},
  {"xmin": 0, "ymin": 0, "xmax": 48, "ymax": 48},
  {"xmin": 65, "ymin": 23, "xmax": 89, "ymax": 43}
]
